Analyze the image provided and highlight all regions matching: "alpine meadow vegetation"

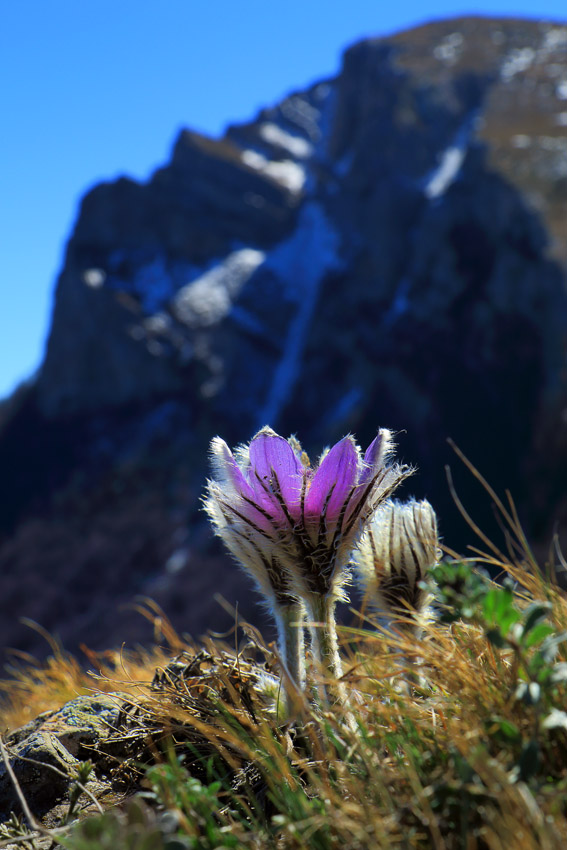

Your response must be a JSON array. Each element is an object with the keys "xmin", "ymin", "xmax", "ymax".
[{"xmin": 1, "ymin": 427, "xmax": 567, "ymax": 849}]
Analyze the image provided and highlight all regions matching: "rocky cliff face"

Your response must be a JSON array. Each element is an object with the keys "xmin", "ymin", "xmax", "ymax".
[{"xmin": 2, "ymin": 16, "xmax": 567, "ymax": 660}]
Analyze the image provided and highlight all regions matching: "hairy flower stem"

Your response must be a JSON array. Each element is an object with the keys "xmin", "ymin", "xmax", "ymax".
[
  {"xmin": 383, "ymin": 616, "xmax": 428, "ymax": 694},
  {"xmin": 306, "ymin": 595, "xmax": 348, "ymax": 707},
  {"xmin": 401, "ymin": 619, "xmax": 430, "ymax": 691},
  {"xmin": 275, "ymin": 603, "xmax": 306, "ymax": 689}
]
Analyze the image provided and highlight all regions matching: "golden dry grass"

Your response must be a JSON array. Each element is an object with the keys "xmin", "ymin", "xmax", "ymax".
[
  {"xmin": 2, "ymin": 488, "xmax": 567, "ymax": 848},
  {"xmin": 0, "ymin": 600, "xmax": 185, "ymax": 732}
]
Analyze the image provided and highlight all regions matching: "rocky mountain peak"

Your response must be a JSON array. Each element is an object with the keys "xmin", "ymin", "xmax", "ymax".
[{"xmin": 1, "ymin": 16, "xmax": 566, "ymax": 659}]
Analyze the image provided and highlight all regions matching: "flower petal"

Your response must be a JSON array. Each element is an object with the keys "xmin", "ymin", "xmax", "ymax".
[
  {"xmin": 358, "ymin": 429, "xmax": 391, "ymax": 485},
  {"xmin": 209, "ymin": 437, "xmax": 289, "ymax": 533},
  {"xmin": 248, "ymin": 428, "xmax": 304, "ymax": 518},
  {"xmin": 305, "ymin": 436, "xmax": 358, "ymax": 520},
  {"xmin": 209, "ymin": 437, "xmax": 255, "ymax": 501}
]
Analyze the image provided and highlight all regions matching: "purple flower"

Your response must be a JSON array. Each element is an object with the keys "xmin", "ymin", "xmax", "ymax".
[
  {"xmin": 205, "ymin": 426, "xmax": 412, "ymax": 603},
  {"xmin": 204, "ymin": 433, "xmax": 297, "ymax": 609}
]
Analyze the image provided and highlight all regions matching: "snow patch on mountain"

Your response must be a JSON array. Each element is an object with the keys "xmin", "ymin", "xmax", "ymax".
[
  {"xmin": 258, "ymin": 123, "xmax": 313, "ymax": 158},
  {"xmin": 241, "ymin": 150, "xmax": 307, "ymax": 193},
  {"xmin": 172, "ymin": 248, "xmax": 266, "ymax": 329},
  {"xmin": 423, "ymin": 110, "xmax": 479, "ymax": 199},
  {"xmin": 501, "ymin": 47, "xmax": 535, "ymax": 81}
]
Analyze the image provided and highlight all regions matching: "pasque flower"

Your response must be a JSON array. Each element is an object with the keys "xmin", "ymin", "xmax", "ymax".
[
  {"xmin": 354, "ymin": 498, "xmax": 439, "ymax": 630},
  {"xmin": 204, "ymin": 434, "xmax": 306, "ymax": 708},
  {"xmin": 204, "ymin": 425, "xmax": 411, "ymax": 706}
]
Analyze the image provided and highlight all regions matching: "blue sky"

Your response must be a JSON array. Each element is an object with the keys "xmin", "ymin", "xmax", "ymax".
[{"xmin": 1, "ymin": 1, "xmax": 566, "ymax": 401}]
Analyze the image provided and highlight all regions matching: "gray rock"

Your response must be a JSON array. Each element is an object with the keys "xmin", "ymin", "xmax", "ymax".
[{"xmin": 0, "ymin": 695, "xmax": 125, "ymax": 822}]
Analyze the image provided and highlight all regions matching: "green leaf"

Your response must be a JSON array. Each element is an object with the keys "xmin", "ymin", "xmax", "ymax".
[
  {"xmin": 522, "ymin": 623, "xmax": 555, "ymax": 649},
  {"xmin": 483, "ymin": 587, "xmax": 520, "ymax": 634},
  {"xmin": 488, "ymin": 716, "xmax": 522, "ymax": 743},
  {"xmin": 429, "ymin": 560, "xmax": 491, "ymax": 623},
  {"xmin": 521, "ymin": 603, "xmax": 552, "ymax": 637}
]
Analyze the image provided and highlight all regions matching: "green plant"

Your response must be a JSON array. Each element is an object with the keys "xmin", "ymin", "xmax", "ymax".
[
  {"xmin": 62, "ymin": 798, "xmax": 188, "ymax": 850},
  {"xmin": 60, "ymin": 761, "xmax": 95, "ymax": 826},
  {"xmin": 143, "ymin": 756, "xmax": 242, "ymax": 849}
]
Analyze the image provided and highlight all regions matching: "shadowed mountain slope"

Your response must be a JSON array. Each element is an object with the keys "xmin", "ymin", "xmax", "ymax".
[{"xmin": 1, "ymin": 16, "xmax": 567, "ymax": 659}]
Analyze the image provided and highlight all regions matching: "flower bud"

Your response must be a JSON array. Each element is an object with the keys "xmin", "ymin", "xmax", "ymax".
[{"xmin": 355, "ymin": 499, "xmax": 439, "ymax": 624}]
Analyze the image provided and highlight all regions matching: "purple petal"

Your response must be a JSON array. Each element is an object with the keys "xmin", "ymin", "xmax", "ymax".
[
  {"xmin": 210, "ymin": 438, "xmax": 255, "ymax": 501},
  {"xmin": 305, "ymin": 437, "xmax": 358, "ymax": 520},
  {"xmin": 248, "ymin": 431, "xmax": 304, "ymax": 518},
  {"xmin": 210, "ymin": 438, "xmax": 275, "ymax": 531},
  {"xmin": 226, "ymin": 455, "xmax": 256, "ymax": 502},
  {"xmin": 358, "ymin": 433, "xmax": 384, "ymax": 486}
]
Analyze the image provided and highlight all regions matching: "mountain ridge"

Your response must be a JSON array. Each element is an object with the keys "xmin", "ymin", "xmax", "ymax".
[{"xmin": 2, "ymin": 15, "xmax": 567, "ymax": 659}]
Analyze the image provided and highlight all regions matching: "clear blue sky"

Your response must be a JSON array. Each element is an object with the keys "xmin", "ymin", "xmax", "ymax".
[{"xmin": 1, "ymin": 1, "xmax": 565, "ymax": 401}]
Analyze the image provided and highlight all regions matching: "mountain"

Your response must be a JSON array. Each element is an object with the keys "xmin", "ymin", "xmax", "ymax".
[{"xmin": 1, "ymin": 16, "xmax": 567, "ymax": 660}]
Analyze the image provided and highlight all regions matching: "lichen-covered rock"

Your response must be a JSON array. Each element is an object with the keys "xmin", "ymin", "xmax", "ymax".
[{"xmin": 0, "ymin": 695, "xmax": 126, "ymax": 822}]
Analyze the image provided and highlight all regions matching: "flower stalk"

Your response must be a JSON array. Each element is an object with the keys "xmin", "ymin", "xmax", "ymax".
[
  {"xmin": 274, "ymin": 602, "xmax": 306, "ymax": 693},
  {"xmin": 306, "ymin": 594, "xmax": 347, "ymax": 706}
]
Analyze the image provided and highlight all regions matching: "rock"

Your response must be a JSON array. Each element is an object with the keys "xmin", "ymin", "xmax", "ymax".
[
  {"xmin": 0, "ymin": 16, "xmax": 566, "ymax": 659},
  {"xmin": 0, "ymin": 649, "xmax": 276, "ymax": 831},
  {"xmin": 37, "ymin": 129, "xmax": 301, "ymax": 418},
  {"xmin": 0, "ymin": 695, "xmax": 126, "ymax": 822}
]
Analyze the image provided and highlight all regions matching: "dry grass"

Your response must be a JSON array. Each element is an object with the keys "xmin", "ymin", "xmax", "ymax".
[
  {"xmin": 0, "ymin": 600, "xmax": 185, "ymax": 732},
  {"xmin": 2, "ymin": 494, "xmax": 567, "ymax": 848}
]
